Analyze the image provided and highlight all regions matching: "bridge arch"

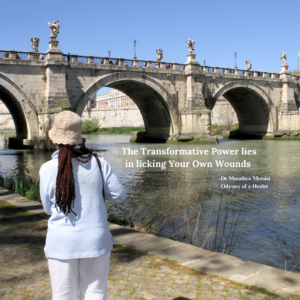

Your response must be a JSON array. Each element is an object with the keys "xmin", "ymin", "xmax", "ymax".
[
  {"xmin": 211, "ymin": 80, "xmax": 275, "ymax": 135},
  {"xmin": 0, "ymin": 73, "xmax": 39, "ymax": 140},
  {"xmin": 75, "ymin": 72, "xmax": 180, "ymax": 136}
]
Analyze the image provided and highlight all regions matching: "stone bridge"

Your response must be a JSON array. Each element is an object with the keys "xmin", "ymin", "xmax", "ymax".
[{"xmin": 0, "ymin": 41, "xmax": 299, "ymax": 149}]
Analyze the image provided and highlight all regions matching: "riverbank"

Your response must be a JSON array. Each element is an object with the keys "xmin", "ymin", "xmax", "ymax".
[
  {"xmin": 2, "ymin": 133, "xmax": 300, "ymax": 273},
  {"xmin": 1, "ymin": 188, "xmax": 300, "ymax": 298},
  {"xmin": 0, "ymin": 129, "xmax": 15, "ymax": 134},
  {"xmin": 82, "ymin": 125, "xmax": 146, "ymax": 135}
]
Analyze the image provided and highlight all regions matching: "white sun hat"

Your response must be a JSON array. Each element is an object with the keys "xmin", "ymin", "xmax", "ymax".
[{"xmin": 48, "ymin": 111, "xmax": 83, "ymax": 145}]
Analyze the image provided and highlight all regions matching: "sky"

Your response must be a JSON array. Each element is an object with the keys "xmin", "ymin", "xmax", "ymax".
[{"xmin": 1, "ymin": 0, "xmax": 299, "ymax": 95}]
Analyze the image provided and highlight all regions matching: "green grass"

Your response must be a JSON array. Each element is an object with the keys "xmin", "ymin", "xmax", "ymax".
[
  {"xmin": 263, "ymin": 135, "xmax": 300, "ymax": 140},
  {"xmin": 211, "ymin": 124, "xmax": 239, "ymax": 135},
  {"xmin": 162, "ymin": 257, "xmax": 178, "ymax": 264},
  {"xmin": 166, "ymin": 139, "xmax": 216, "ymax": 144},
  {"xmin": 231, "ymin": 124, "xmax": 239, "ymax": 131},
  {"xmin": 130, "ymin": 137, "xmax": 216, "ymax": 144},
  {"xmin": 97, "ymin": 127, "xmax": 145, "ymax": 135},
  {"xmin": 211, "ymin": 124, "xmax": 225, "ymax": 135},
  {"xmin": 244, "ymin": 285, "xmax": 276, "ymax": 296},
  {"xmin": 83, "ymin": 125, "xmax": 146, "ymax": 135}
]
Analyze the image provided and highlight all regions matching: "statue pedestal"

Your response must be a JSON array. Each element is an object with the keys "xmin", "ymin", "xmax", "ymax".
[
  {"xmin": 279, "ymin": 65, "xmax": 291, "ymax": 79},
  {"xmin": 184, "ymin": 53, "xmax": 200, "ymax": 71},
  {"xmin": 279, "ymin": 64, "xmax": 295, "ymax": 112},
  {"xmin": 46, "ymin": 39, "xmax": 62, "ymax": 60},
  {"xmin": 280, "ymin": 64, "xmax": 289, "ymax": 73},
  {"xmin": 186, "ymin": 53, "xmax": 196, "ymax": 63}
]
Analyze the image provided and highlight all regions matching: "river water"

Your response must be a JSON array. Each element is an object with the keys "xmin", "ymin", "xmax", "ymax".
[{"xmin": 0, "ymin": 133, "xmax": 299, "ymax": 272}]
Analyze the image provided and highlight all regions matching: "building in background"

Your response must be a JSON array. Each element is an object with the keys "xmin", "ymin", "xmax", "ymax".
[
  {"xmin": 85, "ymin": 94, "xmax": 97, "ymax": 109},
  {"xmin": 82, "ymin": 89, "xmax": 144, "ymax": 128},
  {"xmin": 96, "ymin": 90, "xmax": 138, "ymax": 109}
]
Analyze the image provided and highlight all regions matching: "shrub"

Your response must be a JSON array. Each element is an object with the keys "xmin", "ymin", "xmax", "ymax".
[
  {"xmin": 25, "ymin": 188, "xmax": 40, "ymax": 201},
  {"xmin": 0, "ymin": 174, "xmax": 41, "ymax": 202},
  {"xmin": 82, "ymin": 119, "xmax": 99, "ymax": 134}
]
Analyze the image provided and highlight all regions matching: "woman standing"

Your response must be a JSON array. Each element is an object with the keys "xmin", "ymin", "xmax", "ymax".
[{"xmin": 40, "ymin": 111, "xmax": 126, "ymax": 300}]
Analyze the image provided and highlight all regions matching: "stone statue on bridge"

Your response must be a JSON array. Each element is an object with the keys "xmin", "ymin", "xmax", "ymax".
[
  {"xmin": 48, "ymin": 21, "xmax": 60, "ymax": 40},
  {"xmin": 30, "ymin": 37, "xmax": 39, "ymax": 52},
  {"xmin": 245, "ymin": 60, "xmax": 252, "ymax": 71},
  {"xmin": 280, "ymin": 52, "xmax": 287, "ymax": 66},
  {"xmin": 186, "ymin": 38, "xmax": 195, "ymax": 54},
  {"xmin": 155, "ymin": 49, "xmax": 163, "ymax": 61}
]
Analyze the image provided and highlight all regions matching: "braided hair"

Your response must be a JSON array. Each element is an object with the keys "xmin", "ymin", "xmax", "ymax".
[{"xmin": 55, "ymin": 145, "xmax": 93, "ymax": 216}]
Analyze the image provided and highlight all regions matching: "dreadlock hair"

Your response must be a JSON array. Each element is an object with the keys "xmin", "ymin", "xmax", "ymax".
[{"xmin": 55, "ymin": 144, "xmax": 93, "ymax": 216}]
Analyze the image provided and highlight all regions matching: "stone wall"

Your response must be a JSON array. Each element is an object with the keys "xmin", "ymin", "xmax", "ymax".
[
  {"xmin": 278, "ymin": 112, "xmax": 300, "ymax": 131},
  {"xmin": 180, "ymin": 113, "xmax": 210, "ymax": 134},
  {"xmin": 211, "ymin": 97, "xmax": 238, "ymax": 126},
  {"xmin": 0, "ymin": 100, "xmax": 15, "ymax": 128},
  {"xmin": 81, "ymin": 107, "xmax": 145, "ymax": 128}
]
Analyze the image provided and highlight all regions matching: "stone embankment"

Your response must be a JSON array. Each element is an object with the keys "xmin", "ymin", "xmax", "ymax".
[
  {"xmin": 222, "ymin": 130, "xmax": 300, "ymax": 140},
  {"xmin": 264, "ymin": 131, "xmax": 300, "ymax": 140},
  {"xmin": 1, "ymin": 188, "xmax": 300, "ymax": 299},
  {"xmin": 82, "ymin": 107, "xmax": 144, "ymax": 128}
]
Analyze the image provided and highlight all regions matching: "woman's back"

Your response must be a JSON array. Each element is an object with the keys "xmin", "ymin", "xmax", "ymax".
[{"xmin": 40, "ymin": 152, "xmax": 126, "ymax": 259}]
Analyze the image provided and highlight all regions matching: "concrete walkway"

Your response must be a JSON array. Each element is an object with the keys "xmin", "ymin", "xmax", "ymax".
[{"xmin": 0, "ymin": 187, "xmax": 299, "ymax": 299}]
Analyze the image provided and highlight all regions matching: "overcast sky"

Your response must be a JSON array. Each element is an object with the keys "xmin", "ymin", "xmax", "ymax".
[{"xmin": 1, "ymin": 0, "xmax": 299, "ymax": 95}]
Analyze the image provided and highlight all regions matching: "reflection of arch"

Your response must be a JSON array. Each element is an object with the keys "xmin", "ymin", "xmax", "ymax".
[
  {"xmin": 211, "ymin": 80, "xmax": 274, "ymax": 135},
  {"xmin": 75, "ymin": 72, "xmax": 180, "ymax": 136},
  {"xmin": 0, "ymin": 73, "xmax": 39, "ymax": 139}
]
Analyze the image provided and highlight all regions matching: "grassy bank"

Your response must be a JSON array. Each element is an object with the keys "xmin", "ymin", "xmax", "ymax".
[
  {"xmin": 166, "ymin": 139, "xmax": 216, "ymax": 144},
  {"xmin": 82, "ymin": 119, "xmax": 145, "ymax": 134},
  {"xmin": 263, "ymin": 135, "xmax": 300, "ymax": 140},
  {"xmin": 129, "ymin": 138, "xmax": 217, "ymax": 144},
  {"xmin": 211, "ymin": 124, "xmax": 239, "ymax": 135},
  {"xmin": 96, "ymin": 127, "xmax": 145, "ymax": 135}
]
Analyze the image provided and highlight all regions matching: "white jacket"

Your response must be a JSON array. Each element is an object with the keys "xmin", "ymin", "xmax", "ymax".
[{"xmin": 39, "ymin": 151, "xmax": 126, "ymax": 259}]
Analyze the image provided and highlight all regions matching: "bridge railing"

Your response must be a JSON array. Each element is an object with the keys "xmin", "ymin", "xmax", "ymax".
[
  {"xmin": 0, "ymin": 50, "xmax": 47, "ymax": 61},
  {"xmin": 61, "ymin": 53, "xmax": 187, "ymax": 71},
  {"xmin": 2, "ymin": 50, "xmax": 300, "ymax": 80},
  {"xmin": 199, "ymin": 65, "xmax": 290, "ymax": 79}
]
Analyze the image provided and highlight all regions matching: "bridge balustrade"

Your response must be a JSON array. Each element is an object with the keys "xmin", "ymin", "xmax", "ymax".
[
  {"xmin": 77, "ymin": 56, "xmax": 88, "ymax": 64},
  {"xmin": 0, "ymin": 49, "xmax": 184, "ymax": 71},
  {"xmin": 0, "ymin": 50, "xmax": 288, "ymax": 80},
  {"xmin": 123, "ymin": 59, "xmax": 133, "ymax": 66},
  {"xmin": 199, "ymin": 64, "xmax": 281, "ymax": 80},
  {"xmin": 0, "ymin": 50, "xmax": 47, "ymax": 61}
]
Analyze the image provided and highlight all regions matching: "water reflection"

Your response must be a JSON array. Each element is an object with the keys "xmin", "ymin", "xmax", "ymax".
[{"xmin": 0, "ymin": 133, "xmax": 299, "ymax": 271}]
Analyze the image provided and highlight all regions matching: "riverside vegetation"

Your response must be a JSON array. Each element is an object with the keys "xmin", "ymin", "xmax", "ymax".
[
  {"xmin": 0, "ymin": 172, "xmax": 248, "ymax": 256},
  {"xmin": 82, "ymin": 119, "xmax": 237, "ymax": 136},
  {"xmin": 1, "ymin": 172, "xmax": 300, "ymax": 273},
  {"xmin": 82, "ymin": 118, "xmax": 145, "ymax": 134},
  {"xmin": 0, "ymin": 174, "xmax": 40, "ymax": 202}
]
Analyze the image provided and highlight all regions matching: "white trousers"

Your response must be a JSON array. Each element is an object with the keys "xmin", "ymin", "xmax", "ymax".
[{"xmin": 48, "ymin": 252, "xmax": 111, "ymax": 300}]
